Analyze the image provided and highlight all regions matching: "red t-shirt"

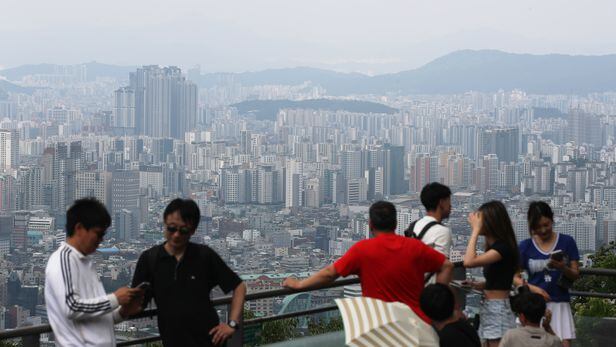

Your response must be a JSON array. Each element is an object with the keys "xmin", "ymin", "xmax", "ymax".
[{"xmin": 334, "ymin": 232, "xmax": 445, "ymax": 324}]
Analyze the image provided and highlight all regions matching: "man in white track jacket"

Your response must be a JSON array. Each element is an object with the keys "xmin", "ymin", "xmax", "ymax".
[{"xmin": 45, "ymin": 198, "xmax": 143, "ymax": 347}]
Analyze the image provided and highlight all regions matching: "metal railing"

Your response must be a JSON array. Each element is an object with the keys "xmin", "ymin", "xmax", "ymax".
[{"xmin": 1, "ymin": 267, "xmax": 615, "ymax": 346}]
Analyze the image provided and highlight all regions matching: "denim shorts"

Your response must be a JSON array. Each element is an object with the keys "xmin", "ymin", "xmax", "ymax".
[{"xmin": 478, "ymin": 298, "xmax": 517, "ymax": 340}]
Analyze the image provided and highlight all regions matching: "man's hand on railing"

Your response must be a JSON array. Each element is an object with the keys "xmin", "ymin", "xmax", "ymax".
[
  {"xmin": 209, "ymin": 323, "xmax": 235, "ymax": 346},
  {"xmin": 282, "ymin": 277, "xmax": 301, "ymax": 290}
]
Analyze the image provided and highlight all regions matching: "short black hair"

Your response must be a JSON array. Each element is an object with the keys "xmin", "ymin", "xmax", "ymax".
[
  {"xmin": 420, "ymin": 182, "xmax": 452, "ymax": 211},
  {"xmin": 66, "ymin": 198, "xmax": 111, "ymax": 237},
  {"xmin": 420, "ymin": 284, "xmax": 455, "ymax": 322},
  {"xmin": 527, "ymin": 201, "xmax": 554, "ymax": 231},
  {"xmin": 369, "ymin": 201, "xmax": 397, "ymax": 231},
  {"xmin": 512, "ymin": 292, "xmax": 546, "ymax": 324},
  {"xmin": 163, "ymin": 198, "xmax": 201, "ymax": 230}
]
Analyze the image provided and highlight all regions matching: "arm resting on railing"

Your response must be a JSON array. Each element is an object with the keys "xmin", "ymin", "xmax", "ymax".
[
  {"xmin": 209, "ymin": 282, "xmax": 246, "ymax": 345},
  {"xmin": 436, "ymin": 260, "xmax": 454, "ymax": 284},
  {"xmin": 229, "ymin": 282, "xmax": 246, "ymax": 322},
  {"xmin": 283, "ymin": 264, "xmax": 340, "ymax": 290}
]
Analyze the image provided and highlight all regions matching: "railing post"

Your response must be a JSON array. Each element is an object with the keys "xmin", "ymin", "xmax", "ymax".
[
  {"xmin": 227, "ymin": 304, "xmax": 244, "ymax": 347},
  {"xmin": 453, "ymin": 265, "xmax": 467, "ymax": 312},
  {"xmin": 22, "ymin": 333, "xmax": 41, "ymax": 347}
]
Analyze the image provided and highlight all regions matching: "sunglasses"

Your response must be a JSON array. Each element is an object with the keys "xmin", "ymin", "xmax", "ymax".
[{"xmin": 166, "ymin": 225, "xmax": 191, "ymax": 235}]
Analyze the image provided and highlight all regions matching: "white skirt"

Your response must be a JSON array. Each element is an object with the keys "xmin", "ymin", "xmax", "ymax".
[{"xmin": 547, "ymin": 301, "xmax": 576, "ymax": 340}]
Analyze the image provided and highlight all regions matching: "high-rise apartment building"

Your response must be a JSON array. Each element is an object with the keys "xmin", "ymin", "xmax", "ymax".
[
  {"xmin": 129, "ymin": 66, "xmax": 198, "ymax": 139},
  {"xmin": 384, "ymin": 145, "xmax": 406, "ymax": 195},
  {"xmin": 480, "ymin": 127, "xmax": 519, "ymax": 163},
  {"xmin": 75, "ymin": 171, "xmax": 110, "ymax": 206},
  {"xmin": 16, "ymin": 167, "xmax": 42, "ymax": 211},
  {"xmin": 11, "ymin": 212, "xmax": 29, "ymax": 250},
  {"xmin": 0, "ymin": 175, "xmax": 15, "ymax": 212},
  {"xmin": 113, "ymin": 87, "xmax": 136, "ymax": 132},
  {"xmin": 0, "ymin": 129, "xmax": 18, "ymax": 171},
  {"xmin": 285, "ymin": 160, "xmax": 303, "ymax": 208},
  {"xmin": 341, "ymin": 150, "xmax": 362, "ymax": 181},
  {"xmin": 567, "ymin": 169, "xmax": 587, "ymax": 202},
  {"xmin": 568, "ymin": 109, "xmax": 602, "ymax": 147}
]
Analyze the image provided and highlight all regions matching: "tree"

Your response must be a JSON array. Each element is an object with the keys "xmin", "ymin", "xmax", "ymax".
[
  {"xmin": 259, "ymin": 318, "xmax": 300, "ymax": 344},
  {"xmin": 571, "ymin": 242, "xmax": 616, "ymax": 346},
  {"xmin": 308, "ymin": 316, "xmax": 343, "ymax": 336},
  {"xmin": 573, "ymin": 241, "xmax": 616, "ymax": 297}
]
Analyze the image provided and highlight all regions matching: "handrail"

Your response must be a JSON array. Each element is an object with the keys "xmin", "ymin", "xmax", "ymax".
[
  {"xmin": 0, "ymin": 277, "xmax": 361, "ymax": 343},
  {"xmin": 579, "ymin": 267, "xmax": 616, "ymax": 276},
  {"xmin": 2, "ymin": 267, "xmax": 616, "ymax": 346}
]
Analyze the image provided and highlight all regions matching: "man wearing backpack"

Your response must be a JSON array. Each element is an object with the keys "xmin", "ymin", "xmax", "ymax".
[
  {"xmin": 406, "ymin": 182, "xmax": 453, "ymax": 258},
  {"xmin": 284, "ymin": 201, "xmax": 454, "ymax": 324},
  {"xmin": 131, "ymin": 198, "xmax": 247, "ymax": 347}
]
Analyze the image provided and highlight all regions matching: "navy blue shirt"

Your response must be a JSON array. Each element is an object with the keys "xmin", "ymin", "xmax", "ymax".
[{"xmin": 519, "ymin": 233, "xmax": 579, "ymax": 302}]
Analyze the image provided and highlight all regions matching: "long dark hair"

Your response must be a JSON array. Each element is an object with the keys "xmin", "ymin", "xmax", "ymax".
[
  {"xmin": 477, "ymin": 200, "xmax": 519, "ymax": 269},
  {"xmin": 527, "ymin": 201, "xmax": 554, "ymax": 236}
]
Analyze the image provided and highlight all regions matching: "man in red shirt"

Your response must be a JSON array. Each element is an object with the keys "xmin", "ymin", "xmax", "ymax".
[{"xmin": 283, "ymin": 201, "xmax": 453, "ymax": 323}]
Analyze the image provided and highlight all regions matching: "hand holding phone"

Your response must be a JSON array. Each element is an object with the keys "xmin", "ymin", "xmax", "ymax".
[
  {"xmin": 550, "ymin": 250, "xmax": 564, "ymax": 262},
  {"xmin": 136, "ymin": 281, "xmax": 151, "ymax": 291}
]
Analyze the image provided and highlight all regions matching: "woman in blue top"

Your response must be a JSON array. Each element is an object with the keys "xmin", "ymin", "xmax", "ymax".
[{"xmin": 516, "ymin": 201, "xmax": 580, "ymax": 347}]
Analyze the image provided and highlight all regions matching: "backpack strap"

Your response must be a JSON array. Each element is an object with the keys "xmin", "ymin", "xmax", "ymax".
[
  {"xmin": 416, "ymin": 221, "xmax": 441, "ymax": 241},
  {"xmin": 404, "ymin": 220, "xmax": 442, "ymax": 284},
  {"xmin": 404, "ymin": 220, "xmax": 418, "ymax": 237}
]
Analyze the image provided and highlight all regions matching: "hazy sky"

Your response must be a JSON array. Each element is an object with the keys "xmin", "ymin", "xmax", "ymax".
[{"xmin": 1, "ymin": 0, "xmax": 615, "ymax": 74}]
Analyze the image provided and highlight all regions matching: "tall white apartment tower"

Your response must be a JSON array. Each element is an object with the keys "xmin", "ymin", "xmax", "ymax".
[{"xmin": 0, "ymin": 129, "xmax": 18, "ymax": 171}]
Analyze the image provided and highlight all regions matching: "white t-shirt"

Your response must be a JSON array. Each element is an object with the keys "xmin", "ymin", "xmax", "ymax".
[{"xmin": 412, "ymin": 215, "xmax": 452, "ymax": 258}]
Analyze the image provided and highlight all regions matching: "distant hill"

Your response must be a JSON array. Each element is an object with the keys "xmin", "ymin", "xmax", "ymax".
[
  {"xmin": 197, "ymin": 67, "xmax": 370, "ymax": 94},
  {"xmin": 4, "ymin": 50, "xmax": 616, "ymax": 95},
  {"xmin": 369, "ymin": 50, "xmax": 616, "ymax": 94},
  {"xmin": 0, "ymin": 62, "xmax": 136, "ymax": 81},
  {"xmin": 0, "ymin": 79, "xmax": 34, "ymax": 94},
  {"xmin": 201, "ymin": 50, "xmax": 616, "ymax": 95},
  {"xmin": 232, "ymin": 99, "xmax": 398, "ymax": 120}
]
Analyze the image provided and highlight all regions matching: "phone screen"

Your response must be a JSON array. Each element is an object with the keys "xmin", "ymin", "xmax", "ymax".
[{"xmin": 550, "ymin": 251, "xmax": 564, "ymax": 261}]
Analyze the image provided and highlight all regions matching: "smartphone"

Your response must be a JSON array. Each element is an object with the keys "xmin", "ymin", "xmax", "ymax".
[
  {"xmin": 136, "ymin": 281, "xmax": 151, "ymax": 290},
  {"xmin": 550, "ymin": 250, "xmax": 564, "ymax": 262}
]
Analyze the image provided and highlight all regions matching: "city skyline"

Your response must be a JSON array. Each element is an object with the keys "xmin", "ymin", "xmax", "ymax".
[{"xmin": 1, "ymin": 3, "xmax": 616, "ymax": 342}]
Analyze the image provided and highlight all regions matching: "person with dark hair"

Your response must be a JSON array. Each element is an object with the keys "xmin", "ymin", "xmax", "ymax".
[
  {"xmin": 131, "ymin": 198, "xmax": 247, "ymax": 347},
  {"xmin": 45, "ymin": 198, "xmax": 144, "ymax": 346},
  {"xmin": 463, "ymin": 200, "xmax": 519, "ymax": 346},
  {"xmin": 500, "ymin": 292, "xmax": 563, "ymax": 347},
  {"xmin": 284, "ymin": 201, "xmax": 454, "ymax": 324},
  {"xmin": 406, "ymin": 182, "xmax": 453, "ymax": 271},
  {"xmin": 514, "ymin": 201, "xmax": 579, "ymax": 347},
  {"xmin": 420, "ymin": 284, "xmax": 480, "ymax": 347}
]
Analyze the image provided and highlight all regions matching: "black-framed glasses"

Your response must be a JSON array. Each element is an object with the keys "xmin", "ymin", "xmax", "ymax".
[{"xmin": 166, "ymin": 225, "xmax": 191, "ymax": 235}]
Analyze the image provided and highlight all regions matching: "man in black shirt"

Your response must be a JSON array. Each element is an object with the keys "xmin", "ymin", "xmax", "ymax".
[
  {"xmin": 420, "ymin": 283, "xmax": 480, "ymax": 347},
  {"xmin": 132, "ymin": 199, "xmax": 246, "ymax": 346}
]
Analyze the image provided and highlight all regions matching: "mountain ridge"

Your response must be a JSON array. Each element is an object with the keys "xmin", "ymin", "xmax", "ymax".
[{"xmin": 2, "ymin": 50, "xmax": 616, "ymax": 94}]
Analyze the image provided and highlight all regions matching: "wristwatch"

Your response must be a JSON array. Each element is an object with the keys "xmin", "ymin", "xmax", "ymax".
[{"xmin": 228, "ymin": 320, "xmax": 239, "ymax": 329}]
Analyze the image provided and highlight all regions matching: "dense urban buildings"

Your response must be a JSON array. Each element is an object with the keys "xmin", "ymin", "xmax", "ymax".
[{"xmin": 1, "ymin": 62, "xmax": 616, "ymax": 342}]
